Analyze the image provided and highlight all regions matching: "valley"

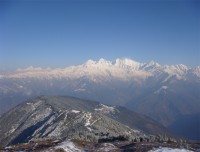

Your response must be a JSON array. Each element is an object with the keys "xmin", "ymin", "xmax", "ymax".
[{"xmin": 0, "ymin": 58, "xmax": 199, "ymax": 141}]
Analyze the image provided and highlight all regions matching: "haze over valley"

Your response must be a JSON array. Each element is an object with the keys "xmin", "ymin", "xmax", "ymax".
[{"xmin": 0, "ymin": 58, "xmax": 200, "ymax": 141}]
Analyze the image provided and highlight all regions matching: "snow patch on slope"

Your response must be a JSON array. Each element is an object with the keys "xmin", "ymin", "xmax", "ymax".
[
  {"xmin": 154, "ymin": 86, "xmax": 168, "ymax": 94},
  {"xmin": 149, "ymin": 147, "xmax": 193, "ymax": 152},
  {"xmin": 55, "ymin": 141, "xmax": 82, "ymax": 152},
  {"xmin": 26, "ymin": 100, "xmax": 43, "ymax": 111},
  {"xmin": 97, "ymin": 143, "xmax": 119, "ymax": 152},
  {"xmin": 84, "ymin": 112, "xmax": 92, "ymax": 131},
  {"xmin": 8, "ymin": 126, "xmax": 17, "ymax": 134},
  {"xmin": 74, "ymin": 88, "xmax": 86, "ymax": 92}
]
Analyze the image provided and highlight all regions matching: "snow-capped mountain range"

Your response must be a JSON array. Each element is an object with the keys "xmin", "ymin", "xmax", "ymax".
[
  {"xmin": 0, "ymin": 58, "xmax": 200, "ymax": 141},
  {"xmin": 1, "ymin": 58, "xmax": 199, "ymax": 81}
]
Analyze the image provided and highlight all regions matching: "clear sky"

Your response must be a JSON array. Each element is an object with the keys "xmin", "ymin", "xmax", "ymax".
[{"xmin": 0, "ymin": 0, "xmax": 199, "ymax": 70}]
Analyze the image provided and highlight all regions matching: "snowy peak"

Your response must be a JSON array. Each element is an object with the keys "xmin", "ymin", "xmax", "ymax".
[
  {"xmin": 141, "ymin": 60, "xmax": 160, "ymax": 71},
  {"xmin": 162, "ymin": 64, "xmax": 190, "ymax": 79},
  {"xmin": 114, "ymin": 58, "xmax": 141, "ymax": 70},
  {"xmin": 164, "ymin": 64, "xmax": 188, "ymax": 74},
  {"xmin": 84, "ymin": 58, "xmax": 143, "ymax": 70},
  {"xmin": 84, "ymin": 58, "xmax": 112, "ymax": 67},
  {"xmin": 145, "ymin": 60, "xmax": 160, "ymax": 67},
  {"xmin": 84, "ymin": 59, "xmax": 97, "ymax": 66},
  {"xmin": 174, "ymin": 64, "xmax": 188, "ymax": 71},
  {"xmin": 190, "ymin": 66, "xmax": 200, "ymax": 78},
  {"xmin": 97, "ymin": 58, "xmax": 112, "ymax": 66}
]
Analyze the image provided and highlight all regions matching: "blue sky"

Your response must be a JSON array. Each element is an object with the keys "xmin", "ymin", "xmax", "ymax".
[{"xmin": 0, "ymin": 0, "xmax": 199, "ymax": 70}]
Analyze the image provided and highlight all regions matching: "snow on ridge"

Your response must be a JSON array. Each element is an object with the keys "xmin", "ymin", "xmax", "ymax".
[
  {"xmin": 124, "ymin": 124, "xmax": 140, "ymax": 134},
  {"xmin": 31, "ymin": 106, "xmax": 52, "ymax": 123},
  {"xmin": 95, "ymin": 104, "xmax": 116, "ymax": 114},
  {"xmin": 71, "ymin": 110, "xmax": 80, "ymax": 113}
]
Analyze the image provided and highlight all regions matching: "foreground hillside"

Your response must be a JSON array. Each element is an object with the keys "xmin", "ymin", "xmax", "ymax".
[
  {"xmin": 0, "ymin": 58, "xmax": 199, "ymax": 140},
  {"xmin": 1, "ymin": 96, "xmax": 199, "ymax": 151},
  {"xmin": 1, "ymin": 139, "xmax": 198, "ymax": 152},
  {"xmin": 0, "ymin": 96, "xmax": 171, "ymax": 146}
]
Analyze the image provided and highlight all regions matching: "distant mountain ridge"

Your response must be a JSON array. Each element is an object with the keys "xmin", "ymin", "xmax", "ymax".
[
  {"xmin": 0, "ymin": 58, "xmax": 199, "ymax": 140},
  {"xmin": 1, "ymin": 58, "xmax": 200, "ymax": 80}
]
